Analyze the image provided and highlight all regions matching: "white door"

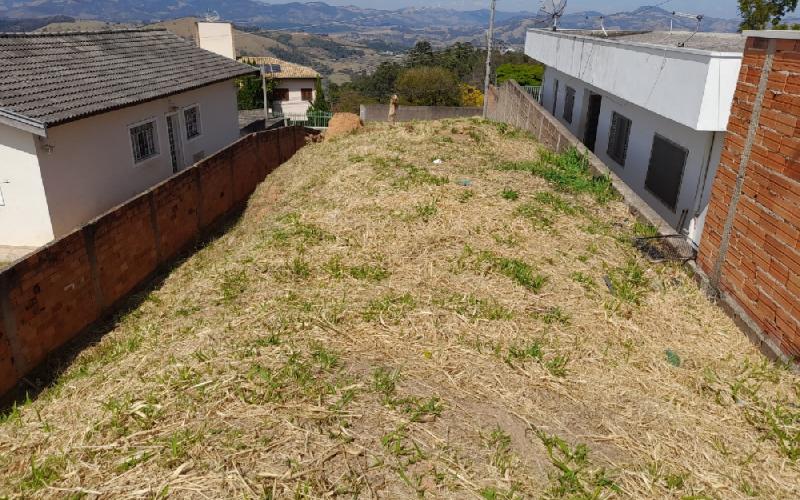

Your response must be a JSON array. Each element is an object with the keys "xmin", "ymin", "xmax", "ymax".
[{"xmin": 166, "ymin": 113, "xmax": 185, "ymax": 173}]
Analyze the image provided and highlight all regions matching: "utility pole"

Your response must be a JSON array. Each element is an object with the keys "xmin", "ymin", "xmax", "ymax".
[
  {"xmin": 482, "ymin": 0, "xmax": 496, "ymax": 118},
  {"xmin": 261, "ymin": 65, "xmax": 269, "ymax": 123}
]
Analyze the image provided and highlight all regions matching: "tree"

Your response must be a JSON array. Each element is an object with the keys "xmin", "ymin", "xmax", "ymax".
[
  {"xmin": 406, "ymin": 40, "xmax": 435, "ymax": 67},
  {"xmin": 739, "ymin": 0, "xmax": 799, "ymax": 30},
  {"xmin": 237, "ymin": 75, "xmax": 263, "ymax": 110},
  {"xmin": 496, "ymin": 63, "xmax": 544, "ymax": 87},
  {"xmin": 311, "ymin": 77, "xmax": 330, "ymax": 112},
  {"xmin": 350, "ymin": 62, "xmax": 402, "ymax": 101},
  {"xmin": 396, "ymin": 67, "xmax": 462, "ymax": 106},
  {"xmin": 460, "ymin": 84, "xmax": 484, "ymax": 107}
]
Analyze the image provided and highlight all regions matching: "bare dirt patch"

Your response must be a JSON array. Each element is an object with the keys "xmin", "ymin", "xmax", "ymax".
[{"xmin": 1, "ymin": 119, "xmax": 797, "ymax": 499}]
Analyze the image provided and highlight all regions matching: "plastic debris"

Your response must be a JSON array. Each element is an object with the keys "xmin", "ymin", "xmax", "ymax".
[
  {"xmin": 432, "ymin": 158, "xmax": 444, "ymax": 165},
  {"xmin": 665, "ymin": 349, "xmax": 681, "ymax": 367}
]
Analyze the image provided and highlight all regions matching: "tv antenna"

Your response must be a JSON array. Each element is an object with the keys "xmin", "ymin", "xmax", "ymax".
[
  {"xmin": 671, "ymin": 11, "xmax": 704, "ymax": 46},
  {"xmin": 205, "ymin": 10, "xmax": 220, "ymax": 22},
  {"xmin": 540, "ymin": 0, "xmax": 568, "ymax": 31}
]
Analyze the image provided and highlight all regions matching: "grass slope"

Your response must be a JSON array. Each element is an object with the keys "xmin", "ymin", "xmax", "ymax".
[{"xmin": 1, "ymin": 120, "xmax": 798, "ymax": 498}]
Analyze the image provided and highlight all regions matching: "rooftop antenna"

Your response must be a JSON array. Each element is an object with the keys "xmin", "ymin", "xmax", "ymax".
[
  {"xmin": 205, "ymin": 10, "xmax": 220, "ymax": 23},
  {"xmin": 540, "ymin": 0, "xmax": 568, "ymax": 31},
  {"xmin": 598, "ymin": 15, "xmax": 608, "ymax": 37},
  {"xmin": 671, "ymin": 11, "xmax": 704, "ymax": 46}
]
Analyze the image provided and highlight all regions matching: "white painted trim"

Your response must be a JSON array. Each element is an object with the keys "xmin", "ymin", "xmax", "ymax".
[
  {"xmin": 527, "ymin": 28, "xmax": 744, "ymax": 58},
  {"xmin": 743, "ymin": 30, "xmax": 800, "ymax": 40},
  {"xmin": 127, "ymin": 116, "xmax": 161, "ymax": 167}
]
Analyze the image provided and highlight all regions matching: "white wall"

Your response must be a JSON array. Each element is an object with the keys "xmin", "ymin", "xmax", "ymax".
[
  {"xmin": 0, "ymin": 123, "xmax": 54, "ymax": 246},
  {"xmin": 196, "ymin": 22, "xmax": 236, "ymax": 60},
  {"xmin": 271, "ymin": 78, "xmax": 316, "ymax": 115},
  {"xmin": 37, "ymin": 80, "xmax": 241, "ymax": 238},
  {"xmin": 543, "ymin": 67, "xmax": 721, "ymax": 240},
  {"xmin": 526, "ymin": 30, "xmax": 742, "ymax": 131}
]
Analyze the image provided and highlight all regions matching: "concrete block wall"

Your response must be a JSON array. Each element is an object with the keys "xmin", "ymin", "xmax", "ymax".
[
  {"xmin": 698, "ymin": 33, "xmax": 800, "ymax": 361},
  {"xmin": 360, "ymin": 104, "xmax": 481, "ymax": 123},
  {"xmin": 0, "ymin": 126, "xmax": 305, "ymax": 396}
]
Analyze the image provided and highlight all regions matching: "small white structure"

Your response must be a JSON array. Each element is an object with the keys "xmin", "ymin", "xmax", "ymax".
[
  {"xmin": 525, "ymin": 29, "xmax": 745, "ymax": 244},
  {"xmin": 0, "ymin": 29, "xmax": 257, "ymax": 248},
  {"xmin": 239, "ymin": 56, "xmax": 320, "ymax": 116}
]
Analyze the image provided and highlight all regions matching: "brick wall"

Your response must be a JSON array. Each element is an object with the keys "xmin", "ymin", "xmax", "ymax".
[
  {"xmin": 0, "ymin": 127, "xmax": 305, "ymax": 395},
  {"xmin": 698, "ymin": 35, "xmax": 800, "ymax": 361}
]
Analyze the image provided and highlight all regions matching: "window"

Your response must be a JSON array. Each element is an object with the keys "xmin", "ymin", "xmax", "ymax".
[
  {"xmin": 607, "ymin": 112, "xmax": 632, "ymax": 166},
  {"xmin": 644, "ymin": 134, "xmax": 689, "ymax": 211},
  {"xmin": 129, "ymin": 120, "xmax": 159, "ymax": 164},
  {"xmin": 301, "ymin": 88, "xmax": 313, "ymax": 102},
  {"xmin": 563, "ymin": 86, "xmax": 576, "ymax": 124},
  {"xmin": 274, "ymin": 88, "xmax": 289, "ymax": 101},
  {"xmin": 183, "ymin": 105, "xmax": 201, "ymax": 140},
  {"xmin": 552, "ymin": 79, "xmax": 559, "ymax": 115}
]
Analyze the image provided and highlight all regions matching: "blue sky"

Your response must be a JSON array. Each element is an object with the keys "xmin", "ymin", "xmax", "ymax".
[{"xmin": 308, "ymin": 1, "xmax": 743, "ymax": 18}]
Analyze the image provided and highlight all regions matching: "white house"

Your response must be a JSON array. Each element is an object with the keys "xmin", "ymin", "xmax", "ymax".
[
  {"xmin": 239, "ymin": 56, "xmax": 320, "ymax": 116},
  {"xmin": 0, "ymin": 29, "xmax": 257, "ymax": 249},
  {"xmin": 525, "ymin": 29, "xmax": 745, "ymax": 245}
]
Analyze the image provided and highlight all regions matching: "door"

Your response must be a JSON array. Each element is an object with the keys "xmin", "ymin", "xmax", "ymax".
[
  {"xmin": 583, "ymin": 93, "xmax": 602, "ymax": 153},
  {"xmin": 166, "ymin": 113, "xmax": 184, "ymax": 173}
]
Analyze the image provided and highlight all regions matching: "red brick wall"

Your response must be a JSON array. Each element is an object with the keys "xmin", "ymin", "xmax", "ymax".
[
  {"xmin": 0, "ymin": 127, "xmax": 306, "ymax": 395},
  {"xmin": 698, "ymin": 36, "xmax": 800, "ymax": 360}
]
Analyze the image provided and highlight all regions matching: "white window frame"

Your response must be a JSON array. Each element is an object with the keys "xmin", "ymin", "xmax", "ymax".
[
  {"xmin": 0, "ymin": 183, "xmax": 6, "ymax": 206},
  {"xmin": 183, "ymin": 104, "xmax": 202, "ymax": 141},
  {"xmin": 128, "ymin": 117, "xmax": 161, "ymax": 166}
]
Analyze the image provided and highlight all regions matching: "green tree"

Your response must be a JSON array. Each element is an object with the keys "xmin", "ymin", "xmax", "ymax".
[
  {"xmin": 406, "ymin": 40, "xmax": 435, "ymax": 67},
  {"xmin": 311, "ymin": 77, "xmax": 330, "ymax": 112},
  {"xmin": 395, "ymin": 66, "xmax": 462, "ymax": 106},
  {"xmin": 350, "ymin": 62, "xmax": 402, "ymax": 101},
  {"xmin": 496, "ymin": 63, "xmax": 544, "ymax": 87},
  {"xmin": 739, "ymin": 0, "xmax": 799, "ymax": 30}
]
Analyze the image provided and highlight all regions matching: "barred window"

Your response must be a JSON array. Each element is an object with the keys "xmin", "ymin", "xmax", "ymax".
[
  {"xmin": 130, "ymin": 120, "xmax": 158, "ymax": 164},
  {"xmin": 607, "ymin": 112, "xmax": 632, "ymax": 167},
  {"xmin": 301, "ymin": 88, "xmax": 313, "ymax": 102},
  {"xmin": 184, "ymin": 106, "xmax": 201, "ymax": 139},
  {"xmin": 274, "ymin": 88, "xmax": 289, "ymax": 101},
  {"xmin": 645, "ymin": 134, "xmax": 689, "ymax": 211}
]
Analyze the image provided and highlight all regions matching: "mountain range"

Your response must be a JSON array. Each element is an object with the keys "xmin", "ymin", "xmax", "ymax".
[{"xmin": 0, "ymin": 1, "xmax": 744, "ymax": 38}]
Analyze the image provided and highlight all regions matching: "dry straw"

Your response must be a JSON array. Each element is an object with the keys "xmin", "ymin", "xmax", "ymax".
[{"xmin": 0, "ymin": 119, "xmax": 797, "ymax": 498}]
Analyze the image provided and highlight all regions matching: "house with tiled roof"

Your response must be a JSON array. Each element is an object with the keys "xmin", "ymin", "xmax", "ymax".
[
  {"xmin": 239, "ymin": 56, "xmax": 321, "ymax": 116},
  {"xmin": 0, "ymin": 29, "xmax": 257, "ymax": 248}
]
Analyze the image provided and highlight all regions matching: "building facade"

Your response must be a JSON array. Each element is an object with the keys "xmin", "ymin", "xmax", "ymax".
[
  {"xmin": 525, "ymin": 29, "xmax": 745, "ymax": 245},
  {"xmin": 239, "ymin": 56, "xmax": 320, "ymax": 117},
  {"xmin": 0, "ymin": 29, "xmax": 257, "ymax": 249}
]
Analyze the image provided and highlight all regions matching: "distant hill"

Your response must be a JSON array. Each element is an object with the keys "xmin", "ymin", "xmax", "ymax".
[{"xmin": 0, "ymin": 15, "xmax": 74, "ymax": 31}]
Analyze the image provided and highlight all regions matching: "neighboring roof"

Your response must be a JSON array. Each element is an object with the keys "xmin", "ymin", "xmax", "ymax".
[
  {"xmin": 529, "ymin": 29, "xmax": 746, "ymax": 55},
  {"xmin": 238, "ymin": 56, "xmax": 320, "ymax": 79},
  {"xmin": 0, "ymin": 29, "xmax": 258, "ymax": 135}
]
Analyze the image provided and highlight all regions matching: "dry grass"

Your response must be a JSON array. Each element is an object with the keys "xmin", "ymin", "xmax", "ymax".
[{"xmin": 1, "ymin": 119, "xmax": 798, "ymax": 499}]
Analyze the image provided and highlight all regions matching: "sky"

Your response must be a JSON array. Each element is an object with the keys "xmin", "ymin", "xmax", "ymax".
[{"xmin": 301, "ymin": 1, "xmax": 743, "ymax": 19}]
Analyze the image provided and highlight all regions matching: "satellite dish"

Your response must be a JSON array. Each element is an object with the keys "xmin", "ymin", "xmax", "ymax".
[
  {"xmin": 539, "ymin": 0, "xmax": 567, "ymax": 31},
  {"xmin": 205, "ymin": 10, "xmax": 220, "ymax": 23}
]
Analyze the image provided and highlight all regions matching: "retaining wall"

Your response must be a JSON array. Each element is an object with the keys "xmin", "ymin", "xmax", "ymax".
[
  {"xmin": 0, "ymin": 126, "xmax": 307, "ymax": 395},
  {"xmin": 360, "ymin": 104, "xmax": 481, "ymax": 123}
]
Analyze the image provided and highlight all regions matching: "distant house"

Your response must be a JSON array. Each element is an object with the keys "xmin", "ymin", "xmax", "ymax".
[
  {"xmin": 525, "ymin": 29, "xmax": 745, "ymax": 245},
  {"xmin": 239, "ymin": 56, "xmax": 321, "ymax": 116},
  {"xmin": 0, "ymin": 29, "xmax": 257, "ymax": 248}
]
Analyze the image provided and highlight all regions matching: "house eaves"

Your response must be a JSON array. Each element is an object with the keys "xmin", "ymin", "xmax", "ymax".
[{"xmin": 0, "ymin": 108, "xmax": 46, "ymax": 137}]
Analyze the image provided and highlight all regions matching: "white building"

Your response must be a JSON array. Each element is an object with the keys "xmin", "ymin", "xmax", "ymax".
[
  {"xmin": 525, "ymin": 29, "xmax": 745, "ymax": 244},
  {"xmin": 239, "ymin": 56, "xmax": 320, "ymax": 116},
  {"xmin": 0, "ymin": 29, "xmax": 257, "ymax": 249}
]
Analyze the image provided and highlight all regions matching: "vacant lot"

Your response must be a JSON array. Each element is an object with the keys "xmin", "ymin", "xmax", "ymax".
[{"xmin": 1, "ymin": 120, "xmax": 798, "ymax": 498}]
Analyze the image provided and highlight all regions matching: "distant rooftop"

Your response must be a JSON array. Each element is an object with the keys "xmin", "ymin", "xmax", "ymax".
[
  {"xmin": 530, "ymin": 29, "xmax": 746, "ymax": 54},
  {"xmin": 238, "ymin": 56, "xmax": 320, "ymax": 79}
]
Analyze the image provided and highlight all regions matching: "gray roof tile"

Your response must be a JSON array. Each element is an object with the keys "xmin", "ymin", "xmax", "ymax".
[{"xmin": 0, "ymin": 29, "xmax": 258, "ymax": 127}]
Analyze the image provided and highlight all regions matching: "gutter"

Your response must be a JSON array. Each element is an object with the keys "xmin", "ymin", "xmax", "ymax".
[{"xmin": 0, "ymin": 108, "xmax": 46, "ymax": 137}]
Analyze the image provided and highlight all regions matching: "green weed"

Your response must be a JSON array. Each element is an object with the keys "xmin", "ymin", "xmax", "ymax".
[
  {"xmin": 414, "ymin": 200, "xmax": 438, "ymax": 222},
  {"xmin": 537, "ymin": 431, "xmax": 620, "ymax": 498},
  {"xmin": 438, "ymin": 293, "xmax": 513, "ymax": 321},
  {"xmin": 498, "ymin": 148, "xmax": 616, "ymax": 203},
  {"xmin": 363, "ymin": 293, "xmax": 416, "ymax": 322},
  {"xmin": 534, "ymin": 306, "xmax": 570, "ymax": 325},
  {"xmin": 606, "ymin": 260, "xmax": 650, "ymax": 305},
  {"xmin": 473, "ymin": 249, "xmax": 547, "ymax": 293},
  {"xmin": 633, "ymin": 221, "xmax": 659, "ymax": 238},
  {"xmin": 570, "ymin": 272, "xmax": 596, "ymax": 290},
  {"xmin": 502, "ymin": 188, "xmax": 519, "ymax": 201}
]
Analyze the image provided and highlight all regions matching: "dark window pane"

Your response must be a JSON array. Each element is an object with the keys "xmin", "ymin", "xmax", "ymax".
[
  {"xmin": 645, "ymin": 134, "xmax": 688, "ymax": 211},
  {"xmin": 563, "ymin": 86, "xmax": 575, "ymax": 124},
  {"xmin": 607, "ymin": 112, "xmax": 631, "ymax": 166}
]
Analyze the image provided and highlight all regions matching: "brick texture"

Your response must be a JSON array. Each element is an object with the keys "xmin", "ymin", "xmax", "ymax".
[
  {"xmin": 0, "ymin": 127, "xmax": 307, "ymax": 396},
  {"xmin": 698, "ymin": 37, "xmax": 800, "ymax": 360}
]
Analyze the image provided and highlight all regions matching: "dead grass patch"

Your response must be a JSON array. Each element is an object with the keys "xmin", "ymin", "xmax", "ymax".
[{"xmin": 1, "ymin": 119, "xmax": 798, "ymax": 498}]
